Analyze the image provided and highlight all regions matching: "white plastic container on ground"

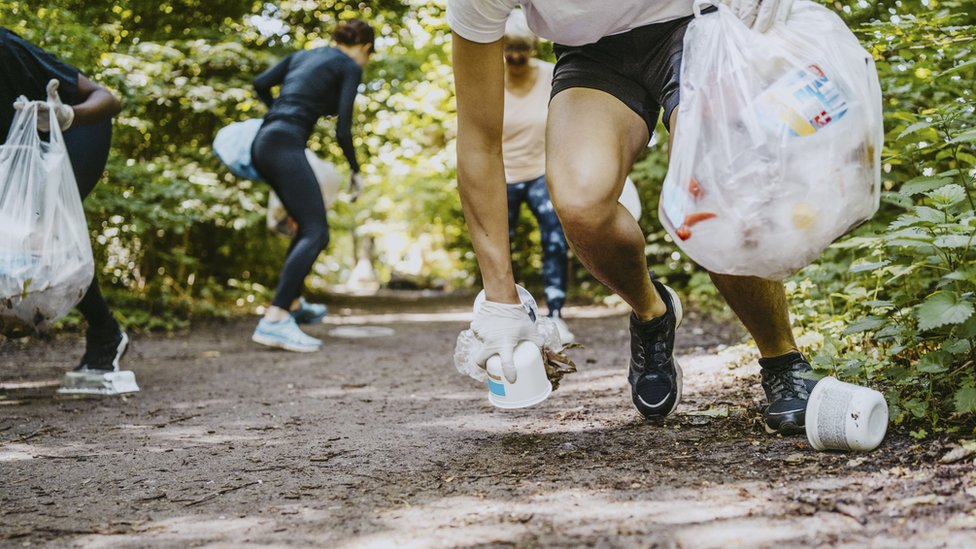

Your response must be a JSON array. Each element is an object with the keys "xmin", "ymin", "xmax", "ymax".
[{"xmin": 805, "ymin": 376, "xmax": 889, "ymax": 451}]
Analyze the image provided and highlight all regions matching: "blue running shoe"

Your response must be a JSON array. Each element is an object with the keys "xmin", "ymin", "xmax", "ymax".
[
  {"xmin": 252, "ymin": 316, "xmax": 322, "ymax": 352},
  {"xmin": 290, "ymin": 297, "xmax": 328, "ymax": 324}
]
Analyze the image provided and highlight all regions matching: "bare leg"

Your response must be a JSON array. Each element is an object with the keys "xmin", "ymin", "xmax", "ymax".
[
  {"xmin": 546, "ymin": 89, "xmax": 666, "ymax": 321},
  {"xmin": 708, "ymin": 274, "xmax": 798, "ymax": 357},
  {"xmin": 666, "ymin": 110, "xmax": 798, "ymax": 358}
]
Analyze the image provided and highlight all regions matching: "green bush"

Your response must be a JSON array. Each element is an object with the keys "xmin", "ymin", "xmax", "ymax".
[{"xmin": 787, "ymin": 5, "xmax": 976, "ymax": 436}]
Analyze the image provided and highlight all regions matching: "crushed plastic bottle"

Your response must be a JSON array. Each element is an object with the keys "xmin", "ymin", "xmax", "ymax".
[{"xmin": 454, "ymin": 328, "xmax": 487, "ymax": 382}]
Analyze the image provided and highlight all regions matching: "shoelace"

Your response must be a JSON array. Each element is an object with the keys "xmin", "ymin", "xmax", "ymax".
[
  {"xmin": 633, "ymin": 322, "xmax": 671, "ymax": 371},
  {"xmin": 764, "ymin": 366, "xmax": 810, "ymax": 401}
]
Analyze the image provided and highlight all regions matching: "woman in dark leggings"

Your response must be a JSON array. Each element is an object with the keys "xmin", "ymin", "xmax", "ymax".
[{"xmin": 250, "ymin": 19, "xmax": 374, "ymax": 352}]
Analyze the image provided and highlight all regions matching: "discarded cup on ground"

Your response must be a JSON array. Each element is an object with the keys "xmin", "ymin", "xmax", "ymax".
[
  {"xmin": 473, "ymin": 286, "xmax": 551, "ymax": 409},
  {"xmin": 805, "ymin": 376, "xmax": 888, "ymax": 451},
  {"xmin": 485, "ymin": 340, "xmax": 552, "ymax": 409}
]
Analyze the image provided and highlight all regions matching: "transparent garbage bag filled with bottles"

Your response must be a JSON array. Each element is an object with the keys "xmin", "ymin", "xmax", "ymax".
[
  {"xmin": 0, "ymin": 103, "xmax": 94, "ymax": 334},
  {"xmin": 660, "ymin": 0, "xmax": 883, "ymax": 279}
]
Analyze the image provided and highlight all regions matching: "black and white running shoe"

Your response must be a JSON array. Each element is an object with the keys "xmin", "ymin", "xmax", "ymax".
[
  {"xmin": 628, "ymin": 280, "xmax": 683, "ymax": 420},
  {"xmin": 760, "ymin": 352, "xmax": 818, "ymax": 435},
  {"xmin": 59, "ymin": 330, "xmax": 139, "ymax": 396},
  {"xmin": 76, "ymin": 329, "xmax": 129, "ymax": 372}
]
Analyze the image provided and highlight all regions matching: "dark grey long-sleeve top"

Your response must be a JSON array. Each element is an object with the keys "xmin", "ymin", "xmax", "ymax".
[{"xmin": 254, "ymin": 47, "xmax": 362, "ymax": 173}]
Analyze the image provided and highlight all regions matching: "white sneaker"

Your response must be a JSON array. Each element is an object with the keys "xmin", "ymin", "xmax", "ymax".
[
  {"xmin": 252, "ymin": 316, "xmax": 322, "ymax": 352},
  {"xmin": 550, "ymin": 315, "xmax": 575, "ymax": 345}
]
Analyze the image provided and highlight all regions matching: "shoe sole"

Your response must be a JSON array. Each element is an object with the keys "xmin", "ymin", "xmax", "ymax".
[
  {"xmin": 764, "ymin": 421, "xmax": 805, "ymax": 436},
  {"xmin": 636, "ymin": 284, "xmax": 684, "ymax": 419},
  {"xmin": 252, "ymin": 332, "xmax": 321, "ymax": 353},
  {"xmin": 57, "ymin": 370, "xmax": 140, "ymax": 395},
  {"xmin": 636, "ymin": 357, "xmax": 683, "ymax": 419},
  {"xmin": 663, "ymin": 285, "xmax": 683, "ymax": 416},
  {"xmin": 57, "ymin": 332, "xmax": 133, "ymax": 396},
  {"xmin": 764, "ymin": 407, "xmax": 807, "ymax": 435}
]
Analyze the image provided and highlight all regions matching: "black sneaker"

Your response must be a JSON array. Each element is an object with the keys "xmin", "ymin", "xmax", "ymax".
[
  {"xmin": 60, "ymin": 330, "xmax": 138, "ymax": 395},
  {"xmin": 75, "ymin": 329, "xmax": 129, "ymax": 372},
  {"xmin": 759, "ymin": 352, "xmax": 818, "ymax": 435},
  {"xmin": 628, "ymin": 280, "xmax": 683, "ymax": 420}
]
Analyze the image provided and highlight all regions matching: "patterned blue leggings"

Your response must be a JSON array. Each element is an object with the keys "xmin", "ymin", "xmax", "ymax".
[{"xmin": 507, "ymin": 175, "xmax": 569, "ymax": 315}]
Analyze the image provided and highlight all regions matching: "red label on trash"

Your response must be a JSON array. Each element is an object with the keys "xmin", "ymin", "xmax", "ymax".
[{"xmin": 753, "ymin": 64, "xmax": 849, "ymax": 137}]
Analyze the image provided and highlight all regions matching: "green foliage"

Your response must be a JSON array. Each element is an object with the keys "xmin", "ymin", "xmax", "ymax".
[
  {"xmin": 1, "ymin": 1, "xmax": 466, "ymax": 330},
  {"xmin": 783, "ymin": 1, "xmax": 976, "ymax": 436}
]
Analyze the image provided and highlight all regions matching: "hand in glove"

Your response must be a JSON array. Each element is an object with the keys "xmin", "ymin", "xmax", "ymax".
[
  {"xmin": 12, "ymin": 79, "xmax": 75, "ymax": 133},
  {"xmin": 349, "ymin": 172, "xmax": 365, "ymax": 203},
  {"xmin": 719, "ymin": 0, "xmax": 793, "ymax": 32},
  {"xmin": 470, "ymin": 300, "xmax": 543, "ymax": 384}
]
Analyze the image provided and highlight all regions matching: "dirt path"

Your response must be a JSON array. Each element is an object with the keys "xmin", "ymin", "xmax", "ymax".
[{"xmin": 2, "ymin": 303, "xmax": 975, "ymax": 548}]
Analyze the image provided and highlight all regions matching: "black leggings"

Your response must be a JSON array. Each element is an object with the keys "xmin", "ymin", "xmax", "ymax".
[
  {"xmin": 64, "ymin": 119, "xmax": 118, "ymax": 336},
  {"xmin": 251, "ymin": 120, "xmax": 330, "ymax": 310}
]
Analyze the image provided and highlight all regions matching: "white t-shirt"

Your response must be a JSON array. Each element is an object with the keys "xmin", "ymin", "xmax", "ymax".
[
  {"xmin": 447, "ymin": 0, "xmax": 695, "ymax": 46},
  {"xmin": 502, "ymin": 60, "xmax": 553, "ymax": 183}
]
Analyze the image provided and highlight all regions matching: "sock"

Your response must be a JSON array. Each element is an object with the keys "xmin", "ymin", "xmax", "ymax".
[{"xmin": 759, "ymin": 352, "xmax": 805, "ymax": 370}]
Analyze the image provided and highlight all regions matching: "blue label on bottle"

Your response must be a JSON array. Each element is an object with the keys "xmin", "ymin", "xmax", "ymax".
[{"xmin": 487, "ymin": 379, "xmax": 506, "ymax": 397}]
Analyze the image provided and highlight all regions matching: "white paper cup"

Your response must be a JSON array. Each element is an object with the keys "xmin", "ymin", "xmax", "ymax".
[
  {"xmin": 473, "ymin": 286, "xmax": 551, "ymax": 409},
  {"xmin": 805, "ymin": 376, "xmax": 888, "ymax": 451},
  {"xmin": 485, "ymin": 340, "xmax": 552, "ymax": 409}
]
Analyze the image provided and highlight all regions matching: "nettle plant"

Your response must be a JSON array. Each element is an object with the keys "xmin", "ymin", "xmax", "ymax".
[
  {"xmin": 794, "ymin": 75, "xmax": 975, "ymax": 435},
  {"xmin": 783, "ymin": 4, "xmax": 976, "ymax": 436}
]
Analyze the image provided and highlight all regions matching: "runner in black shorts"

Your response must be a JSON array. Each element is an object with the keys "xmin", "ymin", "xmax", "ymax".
[
  {"xmin": 450, "ymin": 0, "xmax": 816, "ymax": 435},
  {"xmin": 249, "ymin": 19, "xmax": 374, "ymax": 353}
]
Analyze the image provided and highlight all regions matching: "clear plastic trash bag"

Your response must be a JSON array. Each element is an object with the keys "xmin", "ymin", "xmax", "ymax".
[
  {"xmin": 0, "ymin": 103, "xmax": 94, "ymax": 334},
  {"xmin": 660, "ymin": 0, "xmax": 883, "ymax": 279},
  {"xmin": 212, "ymin": 118, "xmax": 264, "ymax": 181}
]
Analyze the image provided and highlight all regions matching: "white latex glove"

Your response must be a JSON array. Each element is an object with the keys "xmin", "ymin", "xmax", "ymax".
[
  {"xmin": 12, "ymin": 79, "xmax": 75, "ymax": 133},
  {"xmin": 470, "ymin": 300, "xmax": 543, "ymax": 384},
  {"xmin": 719, "ymin": 0, "xmax": 793, "ymax": 32},
  {"xmin": 349, "ymin": 172, "xmax": 365, "ymax": 203}
]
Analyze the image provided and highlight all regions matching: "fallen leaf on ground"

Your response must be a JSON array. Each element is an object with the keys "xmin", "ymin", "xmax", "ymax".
[
  {"xmin": 685, "ymin": 406, "xmax": 730, "ymax": 419},
  {"xmin": 543, "ymin": 343, "xmax": 581, "ymax": 390},
  {"xmin": 939, "ymin": 440, "xmax": 976, "ymax": 464}
]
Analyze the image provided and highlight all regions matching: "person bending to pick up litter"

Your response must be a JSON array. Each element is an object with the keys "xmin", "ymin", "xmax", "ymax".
[
  {"xmin": 249, "ymin": 19, "xmax": 373, "ymax": 352},
  {"xmin": 1, "ymin": 27, "xmax": 131, "ymax": 394},
  {"xmin": 499, "ymin": 11, "xmax": 574, "ymax": 346},
  {"xmin": 449, "ymin": 0, "xmax": 820, "ymax": 434}
]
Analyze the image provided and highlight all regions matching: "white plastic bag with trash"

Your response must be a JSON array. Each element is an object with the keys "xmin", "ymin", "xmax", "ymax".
[
  {"xmin": 0, "ymin": 103, "xmax": 94, "ymax": 333},
  {"xmin": 660, "ymin": 0, "xmax": 883, "ymax": 279},
  {"xmin": 266, "ymin": 150, "xmax": 343, "ymax": 235}
]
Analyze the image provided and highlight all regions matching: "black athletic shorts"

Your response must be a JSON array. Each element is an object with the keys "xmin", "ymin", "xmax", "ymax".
[{"xmin": 551, "ymin": 13, "xmax": 698, "ymax": 137}]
